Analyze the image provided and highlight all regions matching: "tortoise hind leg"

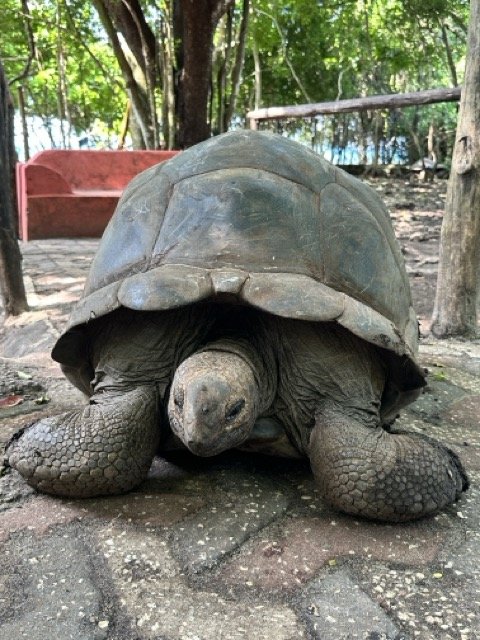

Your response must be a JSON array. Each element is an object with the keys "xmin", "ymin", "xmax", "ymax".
[
  {"xmin": 309, "ymin": 402, "xmax": 468, "ymax": 522},
  {"xmin": 5, "ymin": 385, "xmax": 159, "ymax": 498}
]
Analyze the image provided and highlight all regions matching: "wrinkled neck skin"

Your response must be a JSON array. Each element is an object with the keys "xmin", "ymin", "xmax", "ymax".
[
  {"xmin": 87, "ymin": 306, "xmax": 216, "ymax": 396},
  {"xmin": 168, "ymin": 336, "xmax": 277, "ymax": 457}
]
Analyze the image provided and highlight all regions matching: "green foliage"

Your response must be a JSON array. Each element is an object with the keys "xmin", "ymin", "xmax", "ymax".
[
  {"xmin": 1, "ymin": 0, "xmax": 126, "ymax": 147},
  {"xmin": 0, "ymin": 0, "xmax": 470, "ymax": 159},
  {"xmin": 237, "ymin": 0, "xmax": 468, "ymax": 162},
  {"xmin": 239, "ymin": 0, "xmax": 468, "ymax": 107},
  {"xmin": 431, "ymin": 369, "xmax": 447, "ymax": 382}
]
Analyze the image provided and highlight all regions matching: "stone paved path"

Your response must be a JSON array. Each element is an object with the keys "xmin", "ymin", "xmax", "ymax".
[{"xmin": 0, "ymin": 239, "xmax": 479, "ymax": 640}]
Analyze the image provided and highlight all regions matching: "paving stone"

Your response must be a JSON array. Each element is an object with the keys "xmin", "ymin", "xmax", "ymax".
[
  {"xmin": 42, "ymin": 378, "xmax": 86, "ymax": 412},
  {"xmin": 0, "ymin": 378, "xmax": 85, "ymax": 454},
  {"xmin": 0, "ymin": 495, "xmax": 83, "ymax": 543},
  {"xmin": 0, "ymin": 469, "xmax": 35, "ymax": 511},
  {"xmin": 441, "ymin": 476, "xmax": 480, "ymax": 576},
  {"xmin": 74, "ymin": 491, "xmax": 206, "ymax": 527},
  {"xmin": 0, "ymin": 361, "xmax": 45, "ymax": 397},
  {"xmin": 0, "ymin": 318, "xmax": 59, "ymax": 358},
  {"xmin": 145, "ymin": 453, "xmax": 218, "ymax": 495},
  {"xmin": 0, "ymin": 489, "xmax": 205, "ymax": 544},
  {"xmin": 0, "ymin": 404, "xmax": 49, "ymax": 429},
  {"xmin": 420, "ymin": 340, "xmax": 480, "ymax": 378},
  {"xmin": 357, "ymin": 560, "xmax": 480, "ymax": 640},
  {"xmin": 395, "ymin": 408, "xmax": 480, "ymax": 447},
  {"xmin": 220, "ymin": 515, "xmax": 452, "ymax": 591},
  {"xmin": 297, "ymin": 569, "xmax": 400, "ymax": 640},
  {"xmin": 0, "ymin": 530, "xmax": 103, "ymax": 640},
  {"xmin": 0, "ymin": 409, "xmax": 48, "ymax": 447},
  {"xmin": 449, "ymin": 443, "xmax": 480, "ymax": 471},
  {"xmin": 443, "ymin": 395, "xmax": 480, "ymax": 430},
  {"xmin": 97, "ymin": 524, "xmax": 305, "ymax": 639},
  {"xmin": 409, "ymin": 380, "xmax": 468, "ymax": 424},
  {"xmin": 209, "ymin": 459, "xmax": 302, "ymax": 491},
  {"xmin": 424, "ymin": 364, "xmax": 480, "ymax": 394},
  {"xmin": 443, "ymin": 532, "xmax": 480, "ymax": 577},
  {"xmin": 170, "ymin": 475, "xmax": 289, "ymax": 572}
]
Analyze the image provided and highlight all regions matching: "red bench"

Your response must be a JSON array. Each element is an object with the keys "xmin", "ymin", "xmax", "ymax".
[{"xmin": 16, "ymin": 149, "xmax": 179, "ymax": 241}]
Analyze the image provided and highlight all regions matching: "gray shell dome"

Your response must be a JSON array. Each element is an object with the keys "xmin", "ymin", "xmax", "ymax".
[{"xmin": 53, "ymin": 130, "xmax": 425, "ymax": 396}]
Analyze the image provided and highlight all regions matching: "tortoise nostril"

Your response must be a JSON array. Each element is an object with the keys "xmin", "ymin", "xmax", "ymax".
[{"xmin": 201, "ymin": 405, "xmax": 210, "ymax": 415}]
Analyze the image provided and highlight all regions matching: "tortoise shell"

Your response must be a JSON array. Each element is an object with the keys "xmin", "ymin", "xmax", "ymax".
[{"xmin": 53, "ymin": 130, "xmax": 425, "ymax": 405}]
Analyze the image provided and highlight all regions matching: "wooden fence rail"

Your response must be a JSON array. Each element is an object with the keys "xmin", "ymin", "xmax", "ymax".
[{"xmin": 247, "ymin": 87, "xmax": 462, "ymax": 128}]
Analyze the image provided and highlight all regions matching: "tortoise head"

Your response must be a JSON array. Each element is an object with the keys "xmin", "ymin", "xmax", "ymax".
[{"xmin": 168, "ymin": 350, "xmax": 259, "ymax": 456}]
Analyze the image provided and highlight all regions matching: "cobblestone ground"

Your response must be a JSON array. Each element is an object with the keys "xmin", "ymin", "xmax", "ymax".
[{"xmin": 0, "ymin": 238, "xmax": 479, "ymax": 640}]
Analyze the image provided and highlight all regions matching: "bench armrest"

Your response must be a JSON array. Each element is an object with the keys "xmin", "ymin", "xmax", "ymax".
[{"xmin": 25, "ymin": 164, "xmax": 72, "ymax": 195}]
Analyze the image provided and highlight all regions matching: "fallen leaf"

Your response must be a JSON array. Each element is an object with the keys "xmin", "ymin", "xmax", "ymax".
[
  {"xmin": 0, "ymin": 395, "xmax": 24, "ymax": 408},
  {"xmin": 17, "ymin": 370, "xmax": 33, "ymax": 380}
]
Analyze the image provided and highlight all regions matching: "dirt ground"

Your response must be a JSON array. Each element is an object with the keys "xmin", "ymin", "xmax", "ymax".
[{"xmin": 365, "ymin": 175, "xmax": 448, "ymax": 334}]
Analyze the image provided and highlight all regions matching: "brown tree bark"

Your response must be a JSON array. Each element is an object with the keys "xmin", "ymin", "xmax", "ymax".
[
  {"xmin": 159, "ymin": 2, "xmax": 176, "ymax": 149},
  {"xmin": 93, "ymin": 0, "xmax": 232, "ymax": 148},
  {"xmin": 92, "ymin": 0, "xmax": 158, "ymax": 148},
  {"xmin": 176, "ymin": 0, "xmax": 215, "ymax": 147},
  {"xmin": 223, "ymin": 0, "xmax": 250, "ymax": 130},
  {"xmin": 0, "ymin": 60, "xmax": 29, "ymax": 317},
  {"xmin": 176, "ymin": 0, "xmax": 233, "ymax": 147},
  {"xmin": 431, "ymin": 0, "xmax": 480, "ymax": 337}
]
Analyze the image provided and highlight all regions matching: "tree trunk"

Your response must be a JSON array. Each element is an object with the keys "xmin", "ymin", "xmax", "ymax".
[
  {"xmin": 223, "ymin": 0, "xmax": 249, "ymax": 130},
  {"xmin": 177, "ymin": 1, "xmax": 216, "ymax": 147},
  {"xmin": 0, "ymin": 60, "xmax": 29, "ymax": 317},
  {"xmin": 215, "ymin": 9, "xmax": 233, "ymax": 134},
  {"xmin": 252, "ymin": 37, "xmax": 262, "ymax": 111},
  {"xmin": 159, "ymin": 4, "xmax": 176, "ymax": 149},
  {"xmin": 176, "ymin": 0, "xmax": 234, "ymax": 147},
  {"xmin": 440, "ymin": 22, "xmax": 459, "ymax": 87},
  {"xmin": 431, "ymin": 0, "xmax": 480, "ymax": 337},
  {"xmin": 93, "ymin": 0, "xmax": 232, "ymax": 149},
  {"xmin": 17, "ymin": 86, "xmax": 30, "ymax": 160},
  {"xmin": 92, "ymin": 0, "xmax": 157, "ymax": 148}
]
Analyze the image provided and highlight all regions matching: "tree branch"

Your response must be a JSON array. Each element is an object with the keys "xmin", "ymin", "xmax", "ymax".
[
  {"xmin": 11, "ymin": 0, "xmax": 37, "ymax": 85},
  {"xmin": 254, "ymin": 6, "xmax": 312, "ymax": 103}
]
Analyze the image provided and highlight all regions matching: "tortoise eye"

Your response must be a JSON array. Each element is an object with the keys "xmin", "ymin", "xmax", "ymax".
[{"xmin": 226, "ymin": 399, "xmax": 245, "ymax": 421}]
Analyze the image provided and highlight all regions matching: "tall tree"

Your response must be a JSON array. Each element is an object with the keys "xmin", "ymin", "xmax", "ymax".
[
  {"xmin": 176, "ymin": 0, "xmax": 234, "ymax": 147},
  {"xmin": 92, "ymin": 0, "xmax": 233, "ymax": 148},
  {"xmin": 91, "ymin": 0, "xmax": 158, "ymax": 149},
  {"xmin": 0, "ymin": 60, "xmax": 28, "ymax": 316},
  {"xmin": 0, "ymin": 0, "xmax": 469, "ymax": 153},
  {"xmin": 431, "ymin": 0, "xmax": 480, "ymax": 337}
]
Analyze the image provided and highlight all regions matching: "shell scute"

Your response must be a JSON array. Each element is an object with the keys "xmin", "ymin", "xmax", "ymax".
[{"xmin": 53, "ymin": 130, "xmax": 425, "ymax": 400}]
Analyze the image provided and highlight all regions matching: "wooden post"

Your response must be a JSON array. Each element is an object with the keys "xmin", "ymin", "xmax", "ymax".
[{"xmin": 431, "ymin": 0, "xmax": 480, "ymax": 336}]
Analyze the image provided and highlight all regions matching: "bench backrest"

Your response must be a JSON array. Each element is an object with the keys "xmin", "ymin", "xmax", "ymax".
[{"xmin": 24, "ymin": 149, "xmax": 179, "ymax": 192}]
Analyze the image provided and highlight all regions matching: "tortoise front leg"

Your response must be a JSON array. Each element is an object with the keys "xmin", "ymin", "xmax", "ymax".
[
  {"xmin": 5, "ymin": 385, "xmax": 160, "ymax": 498},
  {"xmin": 309, "ymin": 402, "xmax": 468, "ymax": 522}
]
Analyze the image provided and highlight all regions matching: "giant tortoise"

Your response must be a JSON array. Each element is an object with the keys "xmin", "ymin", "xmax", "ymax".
[{"xmin": 6, "ymin": 130, "xmax": 468, "ymax": 522}]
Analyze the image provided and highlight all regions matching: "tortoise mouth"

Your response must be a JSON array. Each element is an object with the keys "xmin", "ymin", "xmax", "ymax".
[{"xmin": 185, "ymin": 441, "xmax": 222, "ymax": 457}]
